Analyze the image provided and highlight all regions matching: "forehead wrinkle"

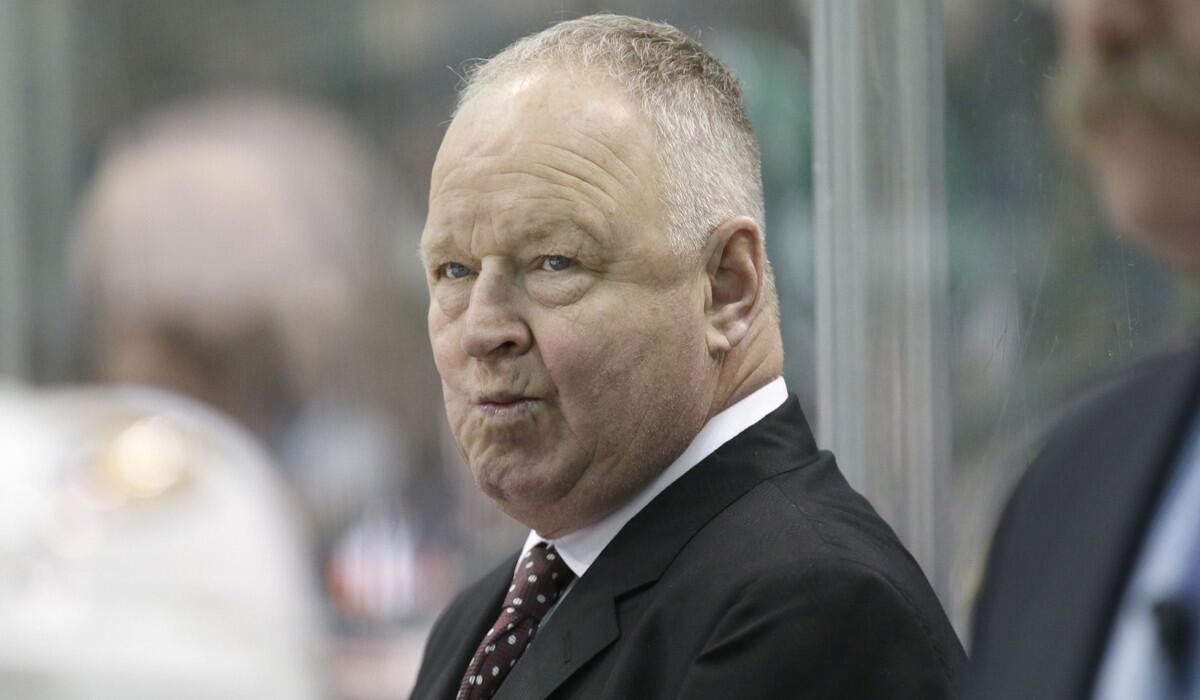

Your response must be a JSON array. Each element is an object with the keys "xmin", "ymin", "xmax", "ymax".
[
  {"xmin": 490, "ymin": 178, "xmax": 618, "ymax": 245},
  {"xmin": 522, "ymin": 140, "xmax": 634, "ymax": 206},
  {"xmin": 525, "ymin": 160, "xmax": 619, "ymax": 215},
  {"xmin": 487, "ymin": 198, "xmax": 610, "ymax": 254},
  {"xmin": 565, "ymin": 122, "xmax": 646, "ymax": 187},
  {"xmin": 435, "ymin": 143, "xmax": 631, "ymax": 221},
  {"xmin": 433, "ymin": 173, "xmax": 615, "ymax": 248},
  {"xmin": 428, "ymin": 150, "xmax": 490, "ymax": 202},
  {"xmin": 421, "ymin": 182, "xmax": 474, "ymax": 263}
]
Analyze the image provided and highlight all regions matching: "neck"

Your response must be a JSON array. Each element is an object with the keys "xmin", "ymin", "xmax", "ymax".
[{"xmin": 710, "ymin": 318, "xmax": 784, "ymax": 417}]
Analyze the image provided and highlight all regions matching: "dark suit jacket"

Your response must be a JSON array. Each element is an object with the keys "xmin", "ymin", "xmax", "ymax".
[
  {"xmin": 411, "ymin": 396, "xmax": 966, "ymax": 699},
  {"xmin": 970, "ymin": 338, "xmax": 1200, "ymax": 699}
]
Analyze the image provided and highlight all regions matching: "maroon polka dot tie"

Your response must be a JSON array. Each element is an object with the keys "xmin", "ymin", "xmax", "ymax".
[{"xmin": 457, "ymin": 543, "xmax": 576, "ymax": 700}]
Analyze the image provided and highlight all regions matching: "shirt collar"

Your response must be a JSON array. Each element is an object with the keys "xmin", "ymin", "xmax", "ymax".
[{"xmin": 520, "ymin": 377, "xmax": 788, "ymax": 577}]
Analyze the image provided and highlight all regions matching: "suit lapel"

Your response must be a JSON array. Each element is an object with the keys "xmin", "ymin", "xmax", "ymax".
[
  {"xmin": 421, "ymin": 556, "xmax": 516, "ymax": 700},
  {"xmin": 1056, "ymin": 339, "xmax": 1200, "ymax": 697},
  {"xmin": 494, "ymin": 396, "xmax": 820, "ymax": 700}
]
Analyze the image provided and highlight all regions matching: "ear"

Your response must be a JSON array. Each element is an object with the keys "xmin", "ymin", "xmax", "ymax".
[{"xmin": 702, "ymin": 216, "xmax": 765, "ymax": 356}]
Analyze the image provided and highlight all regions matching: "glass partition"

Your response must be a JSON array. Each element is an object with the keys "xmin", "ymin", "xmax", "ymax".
[{"xmin": 2, "ymin": 1, "xmax": 1193, "ymax": 694}]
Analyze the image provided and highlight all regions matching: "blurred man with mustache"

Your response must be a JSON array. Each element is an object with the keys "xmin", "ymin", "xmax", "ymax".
[
  {"xmin": 409, "ymin": 14, "xmax": 965, "ymax": 700},
  {"xmin": 970, "ymin": 1, "xmax": 1200, "ymax": 698}
]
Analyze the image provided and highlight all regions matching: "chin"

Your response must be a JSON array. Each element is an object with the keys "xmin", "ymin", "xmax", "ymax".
[{"xmin": 473, "ymin": 455, "xmax": 566, "ymax": 507}]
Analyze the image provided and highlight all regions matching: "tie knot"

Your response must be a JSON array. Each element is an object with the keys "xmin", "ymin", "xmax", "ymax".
[{"xmin": 500, "ymin": 544, "xmax": 575, "ymax": 621}]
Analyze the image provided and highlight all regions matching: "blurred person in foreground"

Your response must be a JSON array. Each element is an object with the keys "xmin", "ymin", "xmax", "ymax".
[
  {"xmin": 970, "ymin": 0, "xmax": 1200, "ymax": 698},
  {"xmin": 71, "ymin": 94, "xmax": 463, "ymax": 697},
  {"xmin": 0, "ymin": 383, "xmax": 324, "ymax": 699},
  {"xmin": 410, "ymin": 15, "xmax": 965, "ymax": 700},
  {"xmin": 71, "ymin": 94, "xmax": 440, "ymax": 551}
]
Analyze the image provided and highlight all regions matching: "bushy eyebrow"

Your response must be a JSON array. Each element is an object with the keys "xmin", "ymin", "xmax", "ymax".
[
  {"xmin": 420, "ymin": 219, "xmax": 603, "ymax": 266},
  {"xmin": 419, "ymin": 234, "xmax": 455, "ymax": 268},
  {"xmin": 538, "ymin": 221, "xmax": 603, "ymax": 249}
]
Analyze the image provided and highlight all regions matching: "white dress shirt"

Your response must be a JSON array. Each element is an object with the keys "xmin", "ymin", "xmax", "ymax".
[{"xmin": 518, "ymin": 377, "xmax": 788, "ymax": 587}]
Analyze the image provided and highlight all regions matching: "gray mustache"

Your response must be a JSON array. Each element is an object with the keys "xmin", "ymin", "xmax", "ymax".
[{"xmin": 1054, "ymin": 45, "xmax": 1200, "ymax": 133}]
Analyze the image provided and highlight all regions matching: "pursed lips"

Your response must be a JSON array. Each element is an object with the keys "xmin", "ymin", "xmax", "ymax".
[{"xmin": 476, "ymin": 392, "xmax": 541, "ymax": 419}]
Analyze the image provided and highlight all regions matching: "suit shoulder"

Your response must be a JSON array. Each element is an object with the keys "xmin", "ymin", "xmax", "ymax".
[
  {"xmin": 983, "ymin": 340, "xmax": 1199, "ymax": 572},
  {"xmin": 682, "ymin": 556, "xmax": 965, "ymax": 698},
  {"xmin": 682, "ymin": 453, "xmax": 954, "ymax": 632},
  {"xmin": 755, "ymin": 452, "xmax": 922, "ymax": 577},
  {"xmin": 1006, "ymin": 338, "xmax": 1200, "ymax": 516},
  {"xmin": 1044, "ymin": 337, "xmax": 1200, "ymax": 453},
  {"xmin": 970, "ymin": 340, "xmax": 1200, "ymax": 696}
]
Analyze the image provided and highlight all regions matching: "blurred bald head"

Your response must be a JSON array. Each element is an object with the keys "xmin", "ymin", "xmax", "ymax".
[{"xmin": 74, "ymin": 94, "xmax": 420, "ymax": 436}]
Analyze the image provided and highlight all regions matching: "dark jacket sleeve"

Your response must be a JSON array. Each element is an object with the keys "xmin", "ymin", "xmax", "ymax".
[{"xmin": 673, "ymin": 558, "xmax": 964, "ymax": 699}]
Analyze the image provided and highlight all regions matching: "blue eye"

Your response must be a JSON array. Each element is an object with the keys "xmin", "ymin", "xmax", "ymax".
[
  {"xmin": 440, "ymin": 262, "xmax": 472, "ymax": 279},
  {"xmin": 541, "ymin": 255, "xmax": 574, "ymax": 272}
]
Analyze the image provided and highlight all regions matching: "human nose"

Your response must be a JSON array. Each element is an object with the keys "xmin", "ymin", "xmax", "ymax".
[{"xmin": 459, "ymin": 265, "xmax": 533, "ymax": 360}]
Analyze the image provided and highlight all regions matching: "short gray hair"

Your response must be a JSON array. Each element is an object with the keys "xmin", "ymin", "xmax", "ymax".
[{"xmin": 457, "ymin": 14, "xmax": 767, "ymax": 259}]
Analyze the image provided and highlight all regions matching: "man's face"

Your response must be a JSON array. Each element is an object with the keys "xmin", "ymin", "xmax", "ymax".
[
  {"xmin": 421, "ymin": 70, "xmax": 715, "ymax": 536},
  {"xmin": 1057, "ymin": 0, "xmax": 1200, "ymax": 265}
]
